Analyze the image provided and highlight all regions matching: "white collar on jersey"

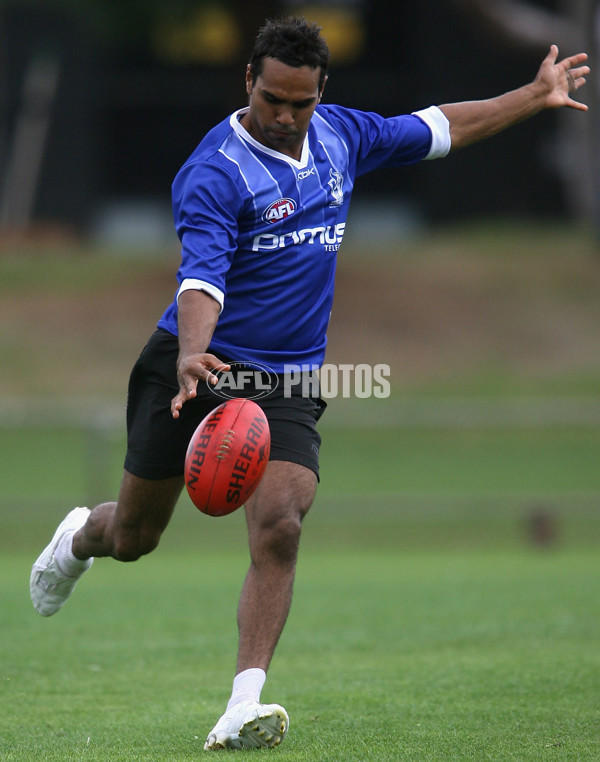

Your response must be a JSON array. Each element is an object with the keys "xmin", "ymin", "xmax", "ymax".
[{"xmin": 230, "ymin": 107, "xmax": 310, "ymax": 170}]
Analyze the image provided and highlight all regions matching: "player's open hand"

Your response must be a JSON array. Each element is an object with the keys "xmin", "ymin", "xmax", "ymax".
[
  {"xmin": 535, "ymin": 45, "xmax": 590, "ymax": 111},
  {"xmin": 171, "ymin": 353, "xmax": 230, "ymax": 419}
]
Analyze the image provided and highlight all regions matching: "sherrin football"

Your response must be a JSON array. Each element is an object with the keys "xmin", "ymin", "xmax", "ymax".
[{"xmin": 184, "ymin": 398, "xmax": 270, "ymax": 516}]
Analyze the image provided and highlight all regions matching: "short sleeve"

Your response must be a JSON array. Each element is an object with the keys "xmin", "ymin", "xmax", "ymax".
[
  {"xmin": 411, "ymin": 106, "xmax": 451, "ymax": 159},
  {"xmin": 171, "ymin": 160, "xmax": 244, "ymax": 304}
]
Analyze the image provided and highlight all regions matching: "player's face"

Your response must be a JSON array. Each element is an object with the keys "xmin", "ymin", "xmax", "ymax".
[{"xmin": 242, "ymin": 57, "xmax": 326, "ymax": 160}]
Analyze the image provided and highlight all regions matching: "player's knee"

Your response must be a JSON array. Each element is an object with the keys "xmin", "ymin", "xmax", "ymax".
[
  {"xmin": 255, "ymin": 512, "xmax": 303, "ymax": 565},
  {"xmin": 248, "ymin": 468, "xmax": 316, "ymax": 565}
]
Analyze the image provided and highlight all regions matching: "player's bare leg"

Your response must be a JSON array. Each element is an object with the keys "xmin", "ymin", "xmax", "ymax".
[
  {"xmin": 237, "ymin": 460, "xmax": 317, "ymax": 672},
  {"xmin": 30, "ymin": 471, "xmax": 183, "ymax": 615},
  {"xmin": 204, "ymin": 460, "xmax": 316, "ymax": 750}
]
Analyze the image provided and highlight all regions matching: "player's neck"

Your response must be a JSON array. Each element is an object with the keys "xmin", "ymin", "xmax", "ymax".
[{"xmin": 239, "ymin": 112, "xmax": 304, "ymax": 162}]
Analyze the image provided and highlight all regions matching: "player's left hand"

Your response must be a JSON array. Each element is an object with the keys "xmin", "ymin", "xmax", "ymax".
[{"xmin": 535, "ymin": 45, "xmax": 590, "ymax": 111}]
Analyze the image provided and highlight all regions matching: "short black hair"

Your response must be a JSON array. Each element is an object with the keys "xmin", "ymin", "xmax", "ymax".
[{"xmin": 249, "ymin": 17, "xmax": 330, "ymax": 91}]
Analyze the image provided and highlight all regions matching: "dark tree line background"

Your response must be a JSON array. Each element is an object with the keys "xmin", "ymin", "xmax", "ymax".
[{"xmin": 0, "ymin": 0, "xmax": 596, "ymax": 236}]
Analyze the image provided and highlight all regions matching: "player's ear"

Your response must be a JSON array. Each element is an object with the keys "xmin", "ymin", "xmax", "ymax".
[
  {"xmin": 245, "ymin": 64, "xmax": 253, "ymax": 96},
  {"xmin": 318, "ymin": 74, "xmax": 328, "ymax": 102}
]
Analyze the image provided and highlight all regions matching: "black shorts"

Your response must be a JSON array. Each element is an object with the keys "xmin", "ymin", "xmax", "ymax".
[{"xmin": 124, "ymin": 329, "xmax": 327, "ymax": 481}]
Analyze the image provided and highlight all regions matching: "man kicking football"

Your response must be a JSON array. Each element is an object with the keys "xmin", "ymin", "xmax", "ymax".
[{"xmin": 31, "ymin": 15, "xmax": 589, "ymax": 751}]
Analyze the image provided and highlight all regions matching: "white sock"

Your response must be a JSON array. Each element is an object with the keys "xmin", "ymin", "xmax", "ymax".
[
  {"xmin": 54, "ymin": 530, "xmax": 91, "ymax": 577},
  {"xmin": 226, "ymin": 668, "xmax": 266, "ymax": 710}
]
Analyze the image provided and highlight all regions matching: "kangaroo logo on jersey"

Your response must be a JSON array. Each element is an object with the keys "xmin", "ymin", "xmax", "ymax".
[
  {"xmin": 328, "ymin": 168, "xmax": 344, "ymax": 207},
  {"xmin": 262, "ymin": 197, "xmax": 297, "ymax": 224}
]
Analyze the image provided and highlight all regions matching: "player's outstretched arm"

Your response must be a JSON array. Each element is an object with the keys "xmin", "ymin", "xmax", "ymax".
[
  {"xmin": 171, "ymin": 289, "xmax": 229, "ymax": 419},
  {"xmin": 439, "ymin": 45, "xmax": 590, "ymax": 151}
]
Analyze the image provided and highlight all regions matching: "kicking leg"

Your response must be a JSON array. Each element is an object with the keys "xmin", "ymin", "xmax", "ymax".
[
  {"xmin": 204, "ymin": 460, "xmax": 316, "ymax": 750},
  {"xmin": 237, "ymin": 460, "xmax": 317, "ymax": 673}
]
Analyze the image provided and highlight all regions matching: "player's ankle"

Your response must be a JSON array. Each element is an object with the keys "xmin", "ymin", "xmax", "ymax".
[
  {"xmin": 226, "ymin": 668, "xmax": 266, "ymax": 710},
  {"xmin": 54, "ymin": 531, "xmax": 91, "ymax": 576}
]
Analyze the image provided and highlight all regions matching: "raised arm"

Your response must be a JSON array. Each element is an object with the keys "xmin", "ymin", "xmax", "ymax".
[{"xmin": 439, "ymin": 45, "xmax": 589, "ymax": 151}]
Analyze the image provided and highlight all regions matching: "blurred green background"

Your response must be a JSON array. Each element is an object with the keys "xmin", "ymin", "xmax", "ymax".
[
  {"xmin": 2, "ymin": 224, "xmax": 599, "ymax": 555},
  {"xmin": 1, "ymin": 0, "xmax": 599, "ymax": 571}
]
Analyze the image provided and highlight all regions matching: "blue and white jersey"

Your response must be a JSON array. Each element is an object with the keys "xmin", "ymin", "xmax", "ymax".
[{"xmin": 158, "ymin": 103, "xmax": 450, "ymax": 371}]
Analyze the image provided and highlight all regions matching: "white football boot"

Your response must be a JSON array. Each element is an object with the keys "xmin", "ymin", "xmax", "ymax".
[
  {"xmin": 203, "ymin": 699, "xmax": 289, "ymax": 750},
  {"xmin": 30, "ymin": 507, "xmax": 93, "ymax": 616}
]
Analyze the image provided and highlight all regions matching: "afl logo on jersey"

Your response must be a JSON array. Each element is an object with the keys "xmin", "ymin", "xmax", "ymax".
[{"xmin": 262, "ymin": 198, "xmax": 297, "ymax": 224}]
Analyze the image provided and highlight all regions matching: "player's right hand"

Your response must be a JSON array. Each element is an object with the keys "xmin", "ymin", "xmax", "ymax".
[{"xmin": 171, "ymin": 354, "xmax": 230, "ymax": 418}]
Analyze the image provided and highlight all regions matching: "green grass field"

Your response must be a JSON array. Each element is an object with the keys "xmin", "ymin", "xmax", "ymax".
[
  {"xmin": 1, "ymin": 224, "xmax": 600, "ymax": 759},
  {"xmin": 3, "ymin": 550, "xmax": 600, "ymax": 760},
  {"xmin": 2, "ymin": 420, "xmax": 600, "ymax": 760}
]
